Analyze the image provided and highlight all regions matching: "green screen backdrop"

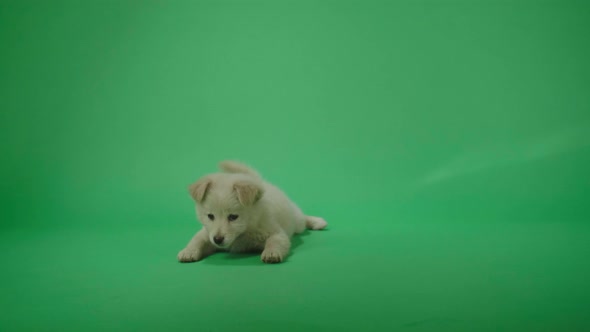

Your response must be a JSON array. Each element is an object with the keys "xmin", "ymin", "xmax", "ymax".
[{"xmin": 1, "ymin": 0, "xmax": 589, "ymax": 331}]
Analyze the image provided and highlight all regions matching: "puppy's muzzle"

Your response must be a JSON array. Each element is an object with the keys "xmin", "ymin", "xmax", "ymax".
[{"xmin": 213, "ymin": 236, "xmax": 225, "ymax": 245}]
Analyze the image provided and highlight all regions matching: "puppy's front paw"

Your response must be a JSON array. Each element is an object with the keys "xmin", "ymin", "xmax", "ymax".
[
  {"xmin": 261, "ymin": 249, "xmax": 283, "ymax": 264},
  {"xmin": 177, "ymin": 248, "xmax": 201, "ymax": 263}
]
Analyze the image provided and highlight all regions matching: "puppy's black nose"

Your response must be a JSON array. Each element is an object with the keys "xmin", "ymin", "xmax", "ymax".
[{"xmin": 213, "ymin": 236, "xmax": 224, "ymax": 245}]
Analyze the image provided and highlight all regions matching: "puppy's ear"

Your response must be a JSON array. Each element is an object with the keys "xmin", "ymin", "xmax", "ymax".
[
  {"xmin": 233, "ymin": 180, "xmax": 263, "ymax": 206},
  {"xmin": 188, "ymin": 177, "xmax": 212, "ymax": 202}
]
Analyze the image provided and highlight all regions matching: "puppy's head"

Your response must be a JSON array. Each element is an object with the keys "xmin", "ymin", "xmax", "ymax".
[{"xmin": 188, "ymin": 174, "xmax": 264, "ymax": 249}]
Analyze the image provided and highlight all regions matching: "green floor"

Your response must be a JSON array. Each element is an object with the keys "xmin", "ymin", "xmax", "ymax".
[{"xmin": 1, "ymin": 1, "xmax": 589, "ymax": 331}]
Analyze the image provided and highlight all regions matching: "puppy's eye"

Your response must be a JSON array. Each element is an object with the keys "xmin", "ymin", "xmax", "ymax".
[
  {"xmin": 228, "ymin": 214, "xmax": 239, "ymax": 222},
  {"xmin": 207, "ymin": 214, "xmax": 215, "ymax": 221}
]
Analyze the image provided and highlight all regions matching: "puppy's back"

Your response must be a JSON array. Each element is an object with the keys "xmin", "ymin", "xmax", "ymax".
[
  {"xmin": 218, "ymin": 160, "xmax": 261, "ymax": 179},
  {"xmin": 219, "ymin": 160, "xmax": 307, "ymax": 236},
  {"xmin": 259, "ymin": 182, "xmax": 307, "ymax": 236}
]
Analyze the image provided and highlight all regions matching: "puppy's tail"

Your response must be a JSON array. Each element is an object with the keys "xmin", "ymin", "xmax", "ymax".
[
  {"xmin": 218, "ymin": 160, "xmax": 261, "ymax": 179},
  {"xmin": 305, "ymin": 216, "xmax": 328, "ymax": 230}
]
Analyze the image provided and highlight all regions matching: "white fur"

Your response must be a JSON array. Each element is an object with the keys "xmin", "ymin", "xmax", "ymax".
[{"xmin": 177, "ymin": 161, "xmax": 327, "ymax": 264}]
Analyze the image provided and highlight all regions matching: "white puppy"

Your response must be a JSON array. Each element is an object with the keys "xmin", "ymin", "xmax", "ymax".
[{"xmin": 177, "ymin": 161, "xmax": 327, "ymax": 264}]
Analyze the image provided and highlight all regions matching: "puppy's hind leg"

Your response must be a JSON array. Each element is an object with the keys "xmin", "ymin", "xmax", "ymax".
[{"xmin": 305, "ymin": 216, "xmax": 327, "ymax": 230}]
